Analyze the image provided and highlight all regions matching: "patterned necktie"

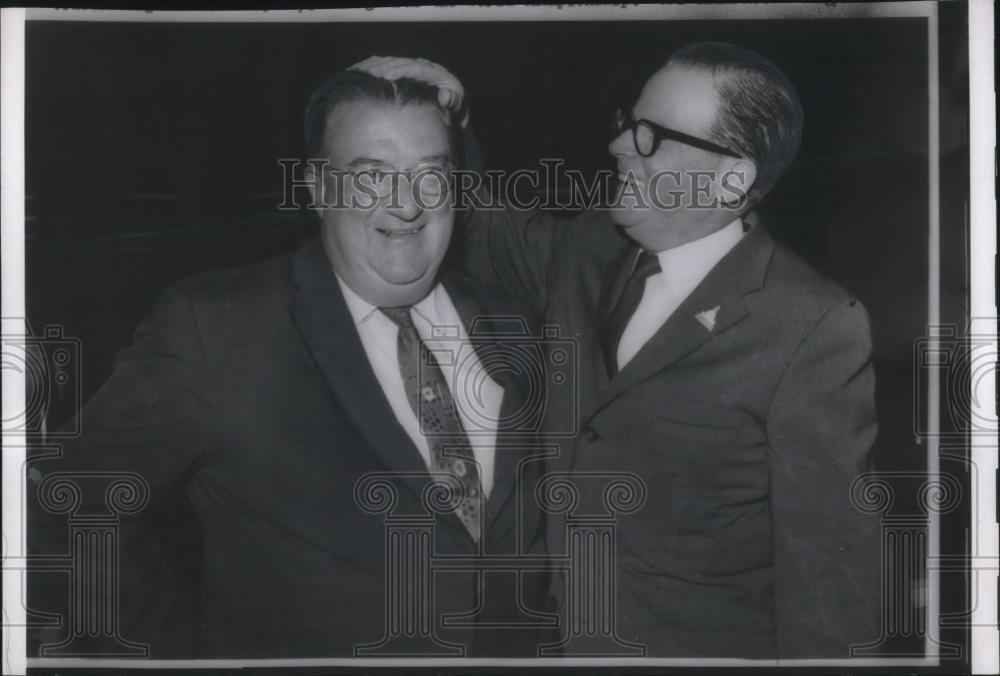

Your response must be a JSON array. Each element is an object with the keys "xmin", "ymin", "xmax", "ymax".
[
  {"xmin": 599, "ymin": 250, "xmax": 662, "ymax": 377},
  {"xmin": 379, "ymin": 306, "xmax": 482, "ymax": 542}
]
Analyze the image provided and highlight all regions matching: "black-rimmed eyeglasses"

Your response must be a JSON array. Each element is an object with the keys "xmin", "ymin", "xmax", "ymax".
[{"xmin": 613, "ymin": 108, "xmax": 742, "ymax": 159}]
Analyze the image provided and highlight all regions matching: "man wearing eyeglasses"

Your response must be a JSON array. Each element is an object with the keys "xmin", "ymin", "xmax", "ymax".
[
  {"xmin": 355, "ymin": 42, "xmax": 881, "ymax": 659},
  {"xmin": 29, "ymin": 69, "xmax": 550, "ymax": 658}
]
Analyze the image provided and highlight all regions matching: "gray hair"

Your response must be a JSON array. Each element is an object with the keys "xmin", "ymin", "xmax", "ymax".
[{"xmin": 667, "ymin": 41, "xmax": 804, "ymax": 211}]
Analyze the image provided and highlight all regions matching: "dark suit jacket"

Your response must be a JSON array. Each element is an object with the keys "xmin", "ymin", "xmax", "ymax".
[
  {"xmin": 29, "ymin": 237, "xmax": 550, "ymax": 659},
  {"xmin": 458, "ymin": 205, "xmax": 882, "ymax": 659}
]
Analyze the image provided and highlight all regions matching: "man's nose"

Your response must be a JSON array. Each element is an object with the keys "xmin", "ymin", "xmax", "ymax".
[
  {"xmin": 609, "ymin": 128, "xmax": 636, "ymax": 159},
  {"xmin": 383, "ymin": 181, "xmax": 423, "ymax": 222}
]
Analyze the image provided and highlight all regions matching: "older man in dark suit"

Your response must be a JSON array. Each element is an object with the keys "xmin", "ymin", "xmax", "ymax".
[
  {"xmin": 357, "ymin": 42, "xmax": 882, "ymax": 659},
  {"xmin": 29, "ymin": 70, "xmax": 551, "ymax": 659}
]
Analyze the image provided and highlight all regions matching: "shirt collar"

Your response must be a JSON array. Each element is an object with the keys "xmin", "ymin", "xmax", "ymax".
[
  {"xmin": 334, "ymin": 272, "xmax": 442, "ymax": 327},
  {"xmin": 653, "ymin": 217, "xmax": 745, "ymax": 288}
]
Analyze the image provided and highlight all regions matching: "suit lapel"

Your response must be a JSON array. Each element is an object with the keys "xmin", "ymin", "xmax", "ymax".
[
  {"xmin": 595, "ymin": 243, "xmax": 643, "ymax": 386},
  {"xmin": 288, "ymin": 239, "xmax": 431, "ymax": 503},
  {"xmin": 441, "ymin": 271, "xmax": 531, "ymax": 540},
  {"xmin": 544, "ymin": 242, "xmax": 638, "ymax": 478},
  {"xmin": 288, "ymin": 247, "xmax": 539, "ymax": 545},
  {"xmin": 585, "ymin": 225, "xmax": 775, "ymax": 421}
]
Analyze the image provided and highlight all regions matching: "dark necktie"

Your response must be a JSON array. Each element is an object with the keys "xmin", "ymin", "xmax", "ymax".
[
  {"xmin": 379, "ymin": 306, "xmax": 482, "ymax": 542},
  {"xmin": 599, "ymin": 250, "xmax": 662, "ymax": 377}
]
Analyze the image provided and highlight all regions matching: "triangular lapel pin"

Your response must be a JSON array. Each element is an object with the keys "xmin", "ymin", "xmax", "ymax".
[{"xmin": 694, "ymin": 305, "xmax": 721, "ymax": 332}]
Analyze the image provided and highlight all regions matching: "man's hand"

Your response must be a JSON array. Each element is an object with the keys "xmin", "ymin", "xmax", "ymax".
[{"xmin": 349, "ymin": 56, "xmax": 468, "ymax": 128}]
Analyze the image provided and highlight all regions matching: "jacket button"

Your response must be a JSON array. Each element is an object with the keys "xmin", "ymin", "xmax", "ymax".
[{"xmin": 582, "ymin": 426, "xmax": 600, "ymax": 442}]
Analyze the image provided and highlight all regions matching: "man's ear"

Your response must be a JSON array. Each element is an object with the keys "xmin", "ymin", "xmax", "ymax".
[{"xmin": 717, "ymin": 158, "xmax": 757, "ymax": 210}]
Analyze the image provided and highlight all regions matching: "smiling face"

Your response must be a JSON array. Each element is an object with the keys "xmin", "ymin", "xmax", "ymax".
[
  {"xmin": 609, "ymin": 64, "xmax": 755, "ymax": 252},
  {"xmin": 311, "ymin": 101, "xmax": 454, "ymax": 307}
]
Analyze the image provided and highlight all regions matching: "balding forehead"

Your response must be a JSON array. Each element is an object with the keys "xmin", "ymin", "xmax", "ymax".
[{"xmin": 636, "ymin": 64, "xmax": 721, "ymax": 135}]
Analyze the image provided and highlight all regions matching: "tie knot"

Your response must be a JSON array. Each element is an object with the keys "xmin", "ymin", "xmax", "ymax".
[
  {"xmin": 379, "ymin": 306, "xmax": 416, "ymax": 330},
  {"xmin": 632, "ymin": 250, "xmax": 661, "ymax": 280}
]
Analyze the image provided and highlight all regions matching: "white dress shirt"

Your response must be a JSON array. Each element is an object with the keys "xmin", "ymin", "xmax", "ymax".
[
  {"xmin": 336, "ymin": 275, "xmax": 502, "ymax": 496},
  {"xmin": 617, "ymin": 218, "xmax": 745, "ymax": 370}
]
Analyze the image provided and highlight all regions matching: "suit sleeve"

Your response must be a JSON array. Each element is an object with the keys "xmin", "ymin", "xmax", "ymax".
[
  {"xmin": 455, "ymin": 129, "xmax": 574, "ymax": 313},
  {"xmin": 28, "ymin": 285, "xmax": 209, "ymax": 655},
  {"xmin": 765, "ymin": 299, "xmax": 882, "ymax": 658},
  {"xmin": 49, "ymin": 284, "xmax": 208, "ymax": 487}
]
